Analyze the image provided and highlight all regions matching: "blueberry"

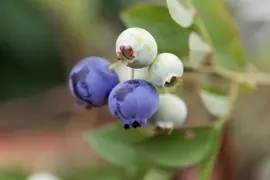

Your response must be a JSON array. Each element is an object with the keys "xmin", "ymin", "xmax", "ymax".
[
  {"xmin": 108, "ymin": 79, "xmax": 159, "ymax": 128},
  {"xmin": 68, "ymin": 56, "xmax": 119, "ymax": 108}
]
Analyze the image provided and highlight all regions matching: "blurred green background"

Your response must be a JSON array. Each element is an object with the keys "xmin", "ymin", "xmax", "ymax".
[{"xmin": 1, "ymin": 0, "xmax": 270, "ymax": 180}]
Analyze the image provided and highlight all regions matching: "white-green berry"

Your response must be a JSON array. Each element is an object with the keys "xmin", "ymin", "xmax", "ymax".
[
  {"xmin": 116, "ymin": 27, "xmax": 158, "ymax": 69},
  {"xmin": 148, "ymin": 53, "xmax": 184, "ymax": 88},
  {"xmin": 26, "ymin": 173, "xmax": 60, "ymax": 180},
  {"xmin": 149, "ymin": 93, "xmax": 187, "ymax": 130}
]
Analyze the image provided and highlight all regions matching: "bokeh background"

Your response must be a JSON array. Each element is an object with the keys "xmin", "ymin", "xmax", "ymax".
[{"xmin": 1, "ymin": 0, "xmax": 270, "ymax": 180}]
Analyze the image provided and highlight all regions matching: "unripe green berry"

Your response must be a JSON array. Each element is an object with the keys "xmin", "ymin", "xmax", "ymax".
[
  {"xmin": 116, "ymin": 27, "xmax": 158, "ymax": 69},
  {"xmin": 149, "ymin": 93, "xmax": 187, "ymax": 130},
  {"xmin": 148, "ymin": 53, "xmax": 184, "ymax": 88}
]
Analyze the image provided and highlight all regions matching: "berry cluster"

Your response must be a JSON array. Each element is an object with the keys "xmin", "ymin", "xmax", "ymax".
[{"xmin": 68, "ymin": 27, "xmax": 187, "ymax": 132}]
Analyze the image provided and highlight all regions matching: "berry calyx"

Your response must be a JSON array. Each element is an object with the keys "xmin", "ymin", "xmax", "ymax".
[
  {"xmin": 119, "ymin": 45, "xmax": 135, "ymax": 60},
  {"xmin": 116, "ymin": 45, "xmax": 135, "ymax": 64},
  {"xmin": 131, "ymin": 121, "xmax": 141, "ymax": 129},
  {"xmin": 124, "ymin": 124, "xmax": 130, "ymax": 130},
  {"xmin": 165, "ymin": 76, "xmax": 184, "ymax": 87},
  {"xmin": 194, "ymin": 10, "xmax": 199, "ymax": 18}
]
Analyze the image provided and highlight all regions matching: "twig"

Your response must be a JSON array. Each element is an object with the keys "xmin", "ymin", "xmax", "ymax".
[{"xmin": 184, "ymin": 63, "xmax": 270, "ymax": 86}]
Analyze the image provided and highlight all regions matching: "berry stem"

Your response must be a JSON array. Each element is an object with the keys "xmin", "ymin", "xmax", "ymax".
[
  {"xmin": 119, "ymin": 45, "xmax": 135, "ymax": 60},
  {"xmin": 108, "ymin": 61, "xmax": 120, "ymax": 71},
  {"xmin": 131, "ymin": 69, "xmax": 135, "ymax": 79}
]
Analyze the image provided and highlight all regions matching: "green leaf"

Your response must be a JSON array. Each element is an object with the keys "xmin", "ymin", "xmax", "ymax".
[
  {"xmin": 201, "ymin": 86, "xmax": 228, "ymax": 96},
  {"xmin": 0, "ymin": 169, "xmax": 28, "ymax": 180},
  {"xmin": 63, "ymin": 165, "xmax": 147, "ymax": 180},
  {"xmin": 166, "ymin": 0, "xmax": 195, "ymax": 28},
  {"xmin": 85, "ymin": 123, "xmax": 153, "ymax": 167},
  {"xmin": 200, "ymin": 155, "xmax": 216, "ymax": 180},
  {"xmin": 78, "ymin": 167, "xmax": 125, "ymax": 180},
  {"xmin": 133, "ymin": 126, "xmax": 216, "ymax": 167},
  {"xmin": 143, "ymin": 168, "xmax": 174, "ymax": 180},
  {"xmin": 120, "ymin": 4, "xmax": 195, "ymax": 58},
  {"xmin": 199, "ymin": 86, "xmax": 229, "ymax": 117},
  {"xmin": 199, "ymin": 130, "xmax": 221, "ymax": 180},
  {"xmin": 189, "ymin": 32, "xmax": 212, "ymax": 68},
  {"xmin": 192, "ymin": 0, "xmax": 245, "ymax": 70}
]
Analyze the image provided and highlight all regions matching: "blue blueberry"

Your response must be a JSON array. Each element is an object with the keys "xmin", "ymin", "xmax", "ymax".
[
  {"xmin": 68, "ymin": 56, "xmax": 119, "ymax": 108},
  {"xmin": 108, "ymin": 79, "xmax": 159, "ymax": 129}
]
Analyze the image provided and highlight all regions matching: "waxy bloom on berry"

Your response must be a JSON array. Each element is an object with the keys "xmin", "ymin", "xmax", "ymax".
[
  {"xmin": 116, "ymin": 27, "xmax": 158, "ymax": 69},
  {"xmin": 68, "ymin": 56, "xmax": 119, "ymax": 109},
  {"xmin": 149, "ymin": 93, "xmax": 187, "ymax": 130},
  {"xmin": 148, "ymin": 53, "xmax": 184, "ymax": 88},
  {"xmin": 108, "ymin": 79, "xmax": 159, "ymax": 129}
]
